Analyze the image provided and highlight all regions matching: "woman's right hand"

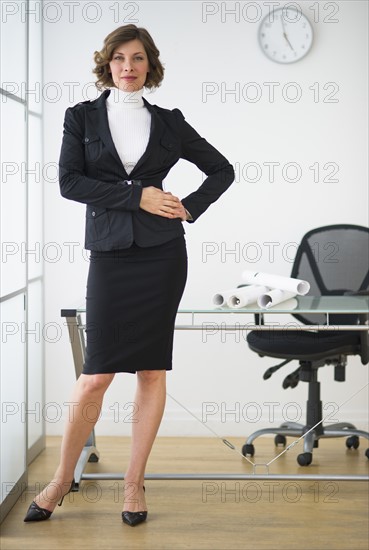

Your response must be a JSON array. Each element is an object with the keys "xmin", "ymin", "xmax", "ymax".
[{"xmin": 139, "ymin": 186, "xmax": 183, "ymax": 219}]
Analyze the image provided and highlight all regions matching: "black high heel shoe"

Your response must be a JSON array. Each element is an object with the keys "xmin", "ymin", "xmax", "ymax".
[
  {"xmin": 24, "ymin": 479, "xmax": 75, "ymax": 522},
  {"xmin": 122, "ymin": 485, "xmax": 147, "ymax": 527}
]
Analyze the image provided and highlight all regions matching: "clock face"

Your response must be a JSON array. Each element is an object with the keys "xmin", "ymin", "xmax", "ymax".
[{"xmin": 258, "ymin": 8, "xmax": 313, "ymax": 63}]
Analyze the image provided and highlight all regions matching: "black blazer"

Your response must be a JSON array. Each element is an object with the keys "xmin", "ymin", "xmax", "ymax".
[{"xmin": 59, "ymin": 89, "xmax": 235, "ymax": 250}]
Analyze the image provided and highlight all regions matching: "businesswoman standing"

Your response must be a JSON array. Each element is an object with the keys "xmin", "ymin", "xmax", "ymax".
[{"xmin": 24, "ymin": 24, "xmax": 234, "ymax": 526}]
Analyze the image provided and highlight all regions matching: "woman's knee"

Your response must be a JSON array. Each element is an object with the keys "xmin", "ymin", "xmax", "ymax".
[
  {"xmin": 137, "ymin": 370, "xmax": 166, "ymax": 384},
  {"xmin": 79, "ymin": 373, "xmax": 115, "ymax": 394}
]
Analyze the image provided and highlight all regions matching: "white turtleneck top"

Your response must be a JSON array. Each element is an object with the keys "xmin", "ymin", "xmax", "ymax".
[{"xmin": 106, "ymin": 87, "xmax": 151, "ymax": 175}]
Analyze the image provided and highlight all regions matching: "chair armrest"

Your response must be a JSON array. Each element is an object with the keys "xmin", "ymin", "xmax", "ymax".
[
  {"xmin": 344, "ymin": 290, "xmax": 369, "ymax": 364},
  {"xmin": 359, "ymin": 313, "xmax": 369, "ymax": 365}
]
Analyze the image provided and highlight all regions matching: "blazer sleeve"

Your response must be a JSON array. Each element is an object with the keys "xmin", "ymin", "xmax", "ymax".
[
  {"xmin": 173, "ymin": 108, "xmax": 235, "ymax": 222},
  {"xmin": 58, "ymin": 106, "xmax": 142, "ymax": 210}
]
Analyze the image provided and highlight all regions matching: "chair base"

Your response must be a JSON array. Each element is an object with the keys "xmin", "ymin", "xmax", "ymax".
[{"xmin": 243, "ymin": 423, "xmax": 369, "ymax": 466}]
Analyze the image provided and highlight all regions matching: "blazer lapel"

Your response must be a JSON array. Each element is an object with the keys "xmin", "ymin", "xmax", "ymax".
[
  {"xmin": 129, "ymin": 97, "xmax": 165, "ymax": 177},
  {"xmin": 86, "ymin": 90, "xmax": 127, "ymax": 175}
]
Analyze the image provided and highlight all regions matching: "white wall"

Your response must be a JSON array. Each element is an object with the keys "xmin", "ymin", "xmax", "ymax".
[{"xmin": 43, "ymin": 1, "xmax": 368, "ymax": 439}]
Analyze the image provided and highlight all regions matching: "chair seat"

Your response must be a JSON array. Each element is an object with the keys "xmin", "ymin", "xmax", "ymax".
[{"xmin": 246, "ymin": 330, "xmax": 361, "ymax": 361}]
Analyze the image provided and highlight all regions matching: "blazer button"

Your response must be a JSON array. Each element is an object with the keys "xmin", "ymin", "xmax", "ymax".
[
  {"xmin": 84, "ymin": 137, "xmax": 90, "ymax": 143},
  {"xmin": 92, "ymin": 211, "xmax": 96, "ymax": 217}
]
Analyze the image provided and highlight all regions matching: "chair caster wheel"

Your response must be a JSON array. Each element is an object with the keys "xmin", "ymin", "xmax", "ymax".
[
  {"xmin": 242, "ymin": 443, "xmax": 255, "ymax": 457},
  {"xmin": 346, "ymin": 436, "xmax": 359, "ymax": 449},
  {"xmin": 297, "ymin": 452, "xmax": 312, "ymax": 466},
  {"xmin": 274, "ymin": 435, "xmax": 287, "ymax": 447},
  {"xmin": 365, "ymin": 448, "xmax": 369, "ymax": 459}
]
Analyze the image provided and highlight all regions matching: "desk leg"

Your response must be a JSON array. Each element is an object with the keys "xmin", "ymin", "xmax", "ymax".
[{"xmin": 62, "ymin": 313, "xmax": 100, "ymax": 489}]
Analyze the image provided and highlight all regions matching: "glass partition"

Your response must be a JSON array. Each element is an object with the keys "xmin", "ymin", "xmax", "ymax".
[
  {"xmin": 0, "ymin": 296, "xmax": 26, "ymax": 504},
  {"xmin": 0, "ymin": 0, "xmax": 44, "ymax": 520},
  {"xmin": 0, "ymin": 100, "xmax": 27, "ymax": 297}
]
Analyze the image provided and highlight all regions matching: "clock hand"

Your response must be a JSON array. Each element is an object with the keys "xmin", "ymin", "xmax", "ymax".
[
  {"xmin": 280, "ymin": 10, "xmax": 295, "ymax": 51},
  {"xmin": 283, "ymin": 32, "xmax": 295, "ymax": 51}
]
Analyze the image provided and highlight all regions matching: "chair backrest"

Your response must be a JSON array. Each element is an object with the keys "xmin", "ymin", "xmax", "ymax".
[{"xmin": 291, "ymin": 224, "xmax": 369, "ymax": 326}]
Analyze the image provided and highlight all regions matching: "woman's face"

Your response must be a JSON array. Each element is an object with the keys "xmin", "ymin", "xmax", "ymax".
[{"xmin": 109, "ymin": 39, "xmax": 150, "ymax": 92}]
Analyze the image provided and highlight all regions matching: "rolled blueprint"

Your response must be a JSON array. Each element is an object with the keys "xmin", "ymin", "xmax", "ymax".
[
  {"xmin": 213, "ymin": 288, "xmax": 241, "ymax": 307},
  {"xmin": 242, "ymin": 270, "xmax": 310, "ymax": 295},
  {"xmin": 227, "ymin": 285, "xmax": 270, "ymax": 309},
  {"xmin": 257, "ymin": 289, "xmax": 297, "ymax": 309}
]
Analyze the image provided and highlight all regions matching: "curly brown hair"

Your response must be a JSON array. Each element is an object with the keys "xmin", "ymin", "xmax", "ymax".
[{"xmin": 93, "ymin": 24, "xmax": 164, "ymax": 91}]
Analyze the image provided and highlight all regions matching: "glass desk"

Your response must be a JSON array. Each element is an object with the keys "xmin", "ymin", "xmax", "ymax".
[
  {"xmin": 175, "ymin": 295, "xmax": 369, "ymax": 331},
  {"xmin": 60, "ymin": 296, "xmax": 369, "ymax": 485}
]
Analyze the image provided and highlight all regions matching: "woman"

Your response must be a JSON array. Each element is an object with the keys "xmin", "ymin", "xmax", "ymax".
[{"xmin": 24, "ymin": 24, "xmax": 234, "ymax": 526}]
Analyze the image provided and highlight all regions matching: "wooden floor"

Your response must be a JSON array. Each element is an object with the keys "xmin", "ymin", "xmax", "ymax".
[{"xmin": 1, "ymin": 435, "xmax": 368, "ymax": 550}]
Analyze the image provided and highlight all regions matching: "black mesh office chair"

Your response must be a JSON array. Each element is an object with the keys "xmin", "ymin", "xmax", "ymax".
[{"xmin": 243, "ymin": 224, "xmax": 369, "ymax": 466}]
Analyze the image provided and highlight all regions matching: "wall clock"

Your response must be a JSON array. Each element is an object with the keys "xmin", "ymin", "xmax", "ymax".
[{"xmin": 258, "ymin": 7, "xmax": 314, "ymax": 63}]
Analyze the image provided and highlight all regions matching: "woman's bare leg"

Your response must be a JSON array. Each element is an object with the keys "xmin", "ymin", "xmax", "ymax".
[
  {"xmin": 123, "ymin": 370, "xmax": 167, "ymax": 513},
  {"xmin": 32, "ymin": 373, "xmax": 115, "ymax": 512}
]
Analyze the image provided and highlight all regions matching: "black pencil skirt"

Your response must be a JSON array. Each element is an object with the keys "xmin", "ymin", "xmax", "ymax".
[{"xmin": 82, "ymin": 236, "xmax": 188, "ymax": 374}]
